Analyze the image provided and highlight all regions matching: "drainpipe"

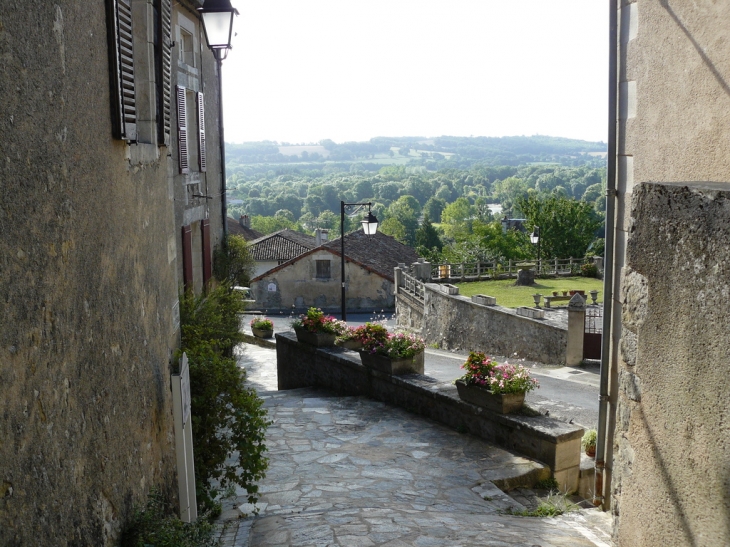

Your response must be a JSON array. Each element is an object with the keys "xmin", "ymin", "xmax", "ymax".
[
  {"xmin": 594, "ymin": 0, "xmax": 618, "ymax": 508},
  {"xmin": 216, "ymin": 50, "xmax": 229, "ymax": 240}
]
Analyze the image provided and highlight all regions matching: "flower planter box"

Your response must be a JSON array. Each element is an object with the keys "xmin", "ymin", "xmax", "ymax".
[
  {"xmin": 336, "ymin": 339, "xmax": 364, "ymax": 351},
  {"xmin": 516, "ymin": 306, "xmax": 545, "ymax": 320},
  {"xmin": 455, "ymin": 380, "xmax": 525, "ymax": 414},
  {"xmin": 438, "ymin": 283, "xmax": 460, "ymax": 295},
  {"xmin": 360, "ymin": 350, "xmax": 425, "ymax": 375},
  {"xmin": 471, "ymin": 294, "xmax": 496, "ymax": 306},
  {"xmin": 251, "ymin": 327, "xmax": 273, "ymax": 339},
  {"xmin": 294, "ymin": 328, "xmax": 337, "ymax": 347}
]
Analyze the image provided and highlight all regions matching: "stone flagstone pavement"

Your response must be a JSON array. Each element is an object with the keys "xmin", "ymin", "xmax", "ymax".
[{"xmin": 216, "ymin": 344, "xmax": 613, "ymax": 547}]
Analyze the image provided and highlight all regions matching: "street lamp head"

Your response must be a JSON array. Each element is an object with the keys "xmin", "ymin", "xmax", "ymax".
[
  {"xmin": 530, "ymin": 226, "xmax": 540, "ymax": 245},
  {"xmin": 198, "ymin": 0, "xmax": 239, "ymax": 53},
  {"xmin": 361, "ymin": 211, "xmax": 379, "ymax": 236}
]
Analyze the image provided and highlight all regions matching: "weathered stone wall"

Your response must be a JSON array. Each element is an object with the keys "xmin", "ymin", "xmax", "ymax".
[
  {"xmin": 252, "ymin": 252, "xmax": 395, "ymax": 313},
  {"xmin": 398, "ymin": 285, "xmax": 568, "ymax": 364},
  {"xmin": 0, "ymin": 3, "xmax": 180, "ymax": 545},
  {"xmin": 611, "ymin": 1, "xmax": 730, "ymax": 544},
  {"xmin": 611, "ymin": 183, "xmax": 730, "ymax": 546}
]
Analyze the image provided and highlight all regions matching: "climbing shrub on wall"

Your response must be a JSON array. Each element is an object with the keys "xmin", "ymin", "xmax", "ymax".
[{"xmin": 178, "ymin": 285, "xmax": 269, "ymax": 516}]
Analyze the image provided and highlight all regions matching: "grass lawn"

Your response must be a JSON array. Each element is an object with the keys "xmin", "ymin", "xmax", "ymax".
[{"xmin": 455, "ymin": 277, "xmax": 604, "ymax": 309}]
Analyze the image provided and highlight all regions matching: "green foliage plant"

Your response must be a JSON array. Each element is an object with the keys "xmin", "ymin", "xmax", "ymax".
[
  {"xmin": 250, "ymin": 317, "xmax": 274, "ymax": 330},
  {"xmin": 582, "ymin": 428, "xmax": 598, "ymax": 451},
  {"xmin": 213, "ymin": 234, "xmax": 255, "ymax": 287},
  {"xmin": 364, "ymin": 331, "xmax": 425, "ymax": 359},
  {"xmin": 581, "ymin": 262, "xmax": 599, "ymax": 278},
  {"xmin": 291, "ymin": 307, "xmax": 345, "ymax": 334},
  {"xmin": 120, "ymin": 488, "xmax": 219, "ymax": 547},
  {"xmin": 179, "ymin": 285, "xmax": 269, "ymax": 516}
]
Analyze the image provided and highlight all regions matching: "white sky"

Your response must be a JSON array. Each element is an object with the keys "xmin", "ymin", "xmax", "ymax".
[{"xmin": 224, "ymin": 0, "xmax": 608, "ymax": 145}]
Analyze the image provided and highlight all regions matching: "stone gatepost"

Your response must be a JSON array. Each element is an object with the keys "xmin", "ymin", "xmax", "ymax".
[
  {"xmin": 394, "ymin": 266, "xmax": 403, "ymax": 294},
  {"xmin": 566, "ymin": 293, "xmax": 586, "ymax": 366},
  {"xmin": 412, "ymin": 258, "xmax": 431, "ymax": 282}
]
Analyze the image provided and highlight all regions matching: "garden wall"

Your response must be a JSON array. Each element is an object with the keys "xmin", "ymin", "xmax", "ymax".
[
  {"xmin": 276, "ymin": 333, "xmax": 585, "ymax": 490},
  {"xmin": 397, "ymin": 284, "xmax": 568, "ymax": 364}
]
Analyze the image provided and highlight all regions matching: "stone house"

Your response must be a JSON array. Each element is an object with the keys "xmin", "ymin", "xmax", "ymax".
[
  {"xmin": 604, "ymin": 2, "xmax": 730, "ymax": 546},
  {"xmin": 0, "ymin": 1, "xmax": 226, "ymax": 544},
  {"xmin": 251, "ymin": 231, "xmax": 419, "ymax": 313},
  {"xmin": 248, "ymin": 228, "xmax": 319, "ymax": 278}
]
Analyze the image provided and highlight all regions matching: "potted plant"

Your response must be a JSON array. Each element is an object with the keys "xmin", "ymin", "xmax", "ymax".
[
  {"xmin": 455, "ymin": 351, "xmax": 539, "ymax": 414},
  {"xmin": 250, "ymin": 317, "xmax": 274, "ymax": 339},
  {"xmin": 361, "ymin": 331, "xmax": 425, "ymax": 375},
  {"xmin": 582, "ymin": 429, "xmax": 597, "ymax": 458},
  {"xmin": 291, "ymin": 307, "xmax": 344, "ymax": 347},
  {"xmin": 336, "ymin": 322, "xmax": 389, "ymax": 351}
]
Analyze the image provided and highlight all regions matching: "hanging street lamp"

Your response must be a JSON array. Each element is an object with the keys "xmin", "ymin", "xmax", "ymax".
[
  {"xmin": 197, "ymin": 0, "xmax": 238, "ymax": 239},
  {"xmin": 530, "ymin": 225, "xmax": 541, "ymax": 275},
  {"xmin": 340, "ymin": 201, "xmax": 379, "ymax": 321}
]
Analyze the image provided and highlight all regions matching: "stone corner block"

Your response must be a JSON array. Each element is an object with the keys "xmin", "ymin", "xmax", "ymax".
[
  {"xmin": 471, "ymin": 294, "xmax": 497, "ymax": 306},
  {"xmin": 516, "ymin": 307, "xmax": 545, "ymax": 320}
]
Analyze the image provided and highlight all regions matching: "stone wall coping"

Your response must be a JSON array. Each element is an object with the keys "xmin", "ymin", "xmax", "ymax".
[
  {"xmin": 423, "ymin": 283, "xmax": 567, "ymax": 330},
  {"xmin": 277, "ymin": 331, "xmax": 584, "ymax": 446}
]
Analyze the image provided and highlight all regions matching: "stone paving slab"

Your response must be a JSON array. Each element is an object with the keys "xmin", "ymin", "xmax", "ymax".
[{"xmin": 215, "ymin": 344, "xmax": 613, "ymax": 547}]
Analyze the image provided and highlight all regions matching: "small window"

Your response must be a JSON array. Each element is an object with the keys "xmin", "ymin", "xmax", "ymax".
[
  {"xmin": 316, "ymin": 260, "xmax": 331, "ymax": 279},
  {"xmin": 180, "ymin": 28, "xmax": 194, "ymax": 66}
]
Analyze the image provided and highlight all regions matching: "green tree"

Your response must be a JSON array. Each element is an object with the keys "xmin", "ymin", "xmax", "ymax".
[
  {"xmin": 384, "ymin": 196, "xmax": 420, "ymax": 246},
  {"xmin": 250, "ymin": 214, "xmax": 295, "ymax": 235},
  {"xmin": 415, "ymin": 215, "xmax": 443, "ymax": 253},
  {"xmin": 423, "ymin": 197, "xmax": 447, "ymax": 223},
  {"xmin": 379, "ymin": 217, "xmax": 407, "ymax": 243},
  {"xmin": 213, "ymin": 235, "xmax": 255, "ymax": 287},
  {"xmin": 440, "ymin": 197, "xmax": 473, "ymax": 240},
  {"xmin": 516, "ymin": 194, "xmax": 602, "ymax": 259}
]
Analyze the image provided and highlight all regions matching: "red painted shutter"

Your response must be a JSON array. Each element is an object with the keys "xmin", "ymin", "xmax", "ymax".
[
  {"xmin": 107, "ymin": 0, "xmax": 137, "ymax": 141},
  {"xmin": 177, "ymin": 86, "xmax": 189, "ymax": 174},
  {"xmin": 157, "ymin": 0, "xmax": 172, "ymax": 146},
  {"xmin": 197, "ymin": 92, "xmax": 207, "ymax": 172},
  {"xmin": 201, "ymin": 219, "xmax": 212, "ymax": 285},
  {"xmin": 182, "ymin": 225, "xmax": 193, "ymax": 291}
]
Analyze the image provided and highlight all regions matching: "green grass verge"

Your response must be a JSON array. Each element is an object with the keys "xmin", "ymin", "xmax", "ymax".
[{"xmin": 455, "ymin": 276, "xmax": 603, "ymax": 309}]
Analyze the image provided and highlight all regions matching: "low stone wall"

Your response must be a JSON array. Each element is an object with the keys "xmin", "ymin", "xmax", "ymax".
[
  {"xmin": 276, "ymin": 332, "xmax": 584, "ymax": 491},
  {"xmin": 397, "ymin": 284, "xmax": 568, "ymax": 364}
]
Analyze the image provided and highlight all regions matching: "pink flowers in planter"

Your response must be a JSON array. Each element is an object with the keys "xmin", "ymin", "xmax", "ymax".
[
  {"xmin": 459, "ymin": 351, "xmax": 539, "ymax": 395},
  {"xmin": 365, "ymin": 331, "xmax": 425, "ymax": 360}
]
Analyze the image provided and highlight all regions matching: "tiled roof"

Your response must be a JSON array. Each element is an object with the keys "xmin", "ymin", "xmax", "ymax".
[
  {"xmin": 322, "ymin": 231, "xmax": 419, "ymax": 281},
  {"xmin": 227, "ymin": 218, "xmax": 263, "ymax": 241},
  {"xmin": 248, "ymin": 229, "xmax": 317, "ymax": 261}
]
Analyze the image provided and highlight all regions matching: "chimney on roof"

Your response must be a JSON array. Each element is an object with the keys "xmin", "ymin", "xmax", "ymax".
[
  {"xmin": 240, "ymin": 214, "xmax": 250, "ymax": 228},
  {"xmin": 315, "ymin": 228, "xmax": 329, "ymax": 246}
]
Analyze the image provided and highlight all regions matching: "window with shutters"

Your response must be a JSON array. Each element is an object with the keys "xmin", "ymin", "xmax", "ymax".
[
  {"xmin": 107, "ymin": 0, "xmax": 137, "ymax": 141},
  {"xmin": 316, "ymin": 260, "xmax": 331, "ymax": 279},
  {"xmin": 176, "ymin": 85, "xmax": 189, "ymax": 174},
  {"xmin": 197, "ymin": 92, "xmax": 207, "ymax": 172}
]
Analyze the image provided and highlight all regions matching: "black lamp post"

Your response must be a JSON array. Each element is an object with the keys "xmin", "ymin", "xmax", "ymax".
[
  {"xmin": 340, "ymin": 201, "xmax": 379, "ymax": 321},
  {"xmin": 530, "ymin": 225, "xmax": 541, "ymax": 275},
  {"xmin": 197, "ymin": 0, "xmax": 238, "ymax": 239}
]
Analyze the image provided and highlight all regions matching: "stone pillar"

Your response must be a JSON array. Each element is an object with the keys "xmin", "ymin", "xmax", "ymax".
[
  {"xmin": 394, "ymin": 267, "xmax": 403, "ymax": 294},
  {"xmin": 412, "ymin": 258, "xmax": 431, "ymax": 282},
  {"xmin": 566, "ymin": 293, "xmax": 586, "ymax": 366}
]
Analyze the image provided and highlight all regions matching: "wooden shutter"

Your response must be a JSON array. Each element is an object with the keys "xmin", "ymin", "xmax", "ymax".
[
  {"xmin": 107, "ymin": 0, "xmax": 137, "ymax": 141},
  {"xmin": 157, "ymin": 0, "xmax": 172, "ymax": 146},
  {"xmin": 197, "ymin": 92, "xmax": 207, "ymax": 172},
  {"xmin": 201, "ymin": 219, "xmax": 212, "ymax": 285},
  {"xmin": 176, "ymin": 86, "xmax": 189, "ymax": 174},
  {"xmin": 182, "ymin": 225, "xmax": 193, "ymax": 291}
]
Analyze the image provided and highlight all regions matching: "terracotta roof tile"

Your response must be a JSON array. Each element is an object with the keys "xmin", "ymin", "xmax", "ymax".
[
  {"xmin": 248, "ymin": 229, "xmax": 317, "ymax": 261},
  {"xmin": 323, "ymin": 231, "xmax": 419, "ymax": 281}
]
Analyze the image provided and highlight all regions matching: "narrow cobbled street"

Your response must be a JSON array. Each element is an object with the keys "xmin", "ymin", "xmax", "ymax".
[{"xmin": 217, "ymin": 344, "xmax": 612, "ymax": 547}]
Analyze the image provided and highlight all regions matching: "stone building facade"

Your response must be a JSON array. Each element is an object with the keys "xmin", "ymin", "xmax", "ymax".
[
  {"xmin": 0, "ymin": 1, "xmax": 224, "ymax": 544},
  {"xmin": 607, "ymin": 2, "xmax": 730, "ymax": 545}
]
